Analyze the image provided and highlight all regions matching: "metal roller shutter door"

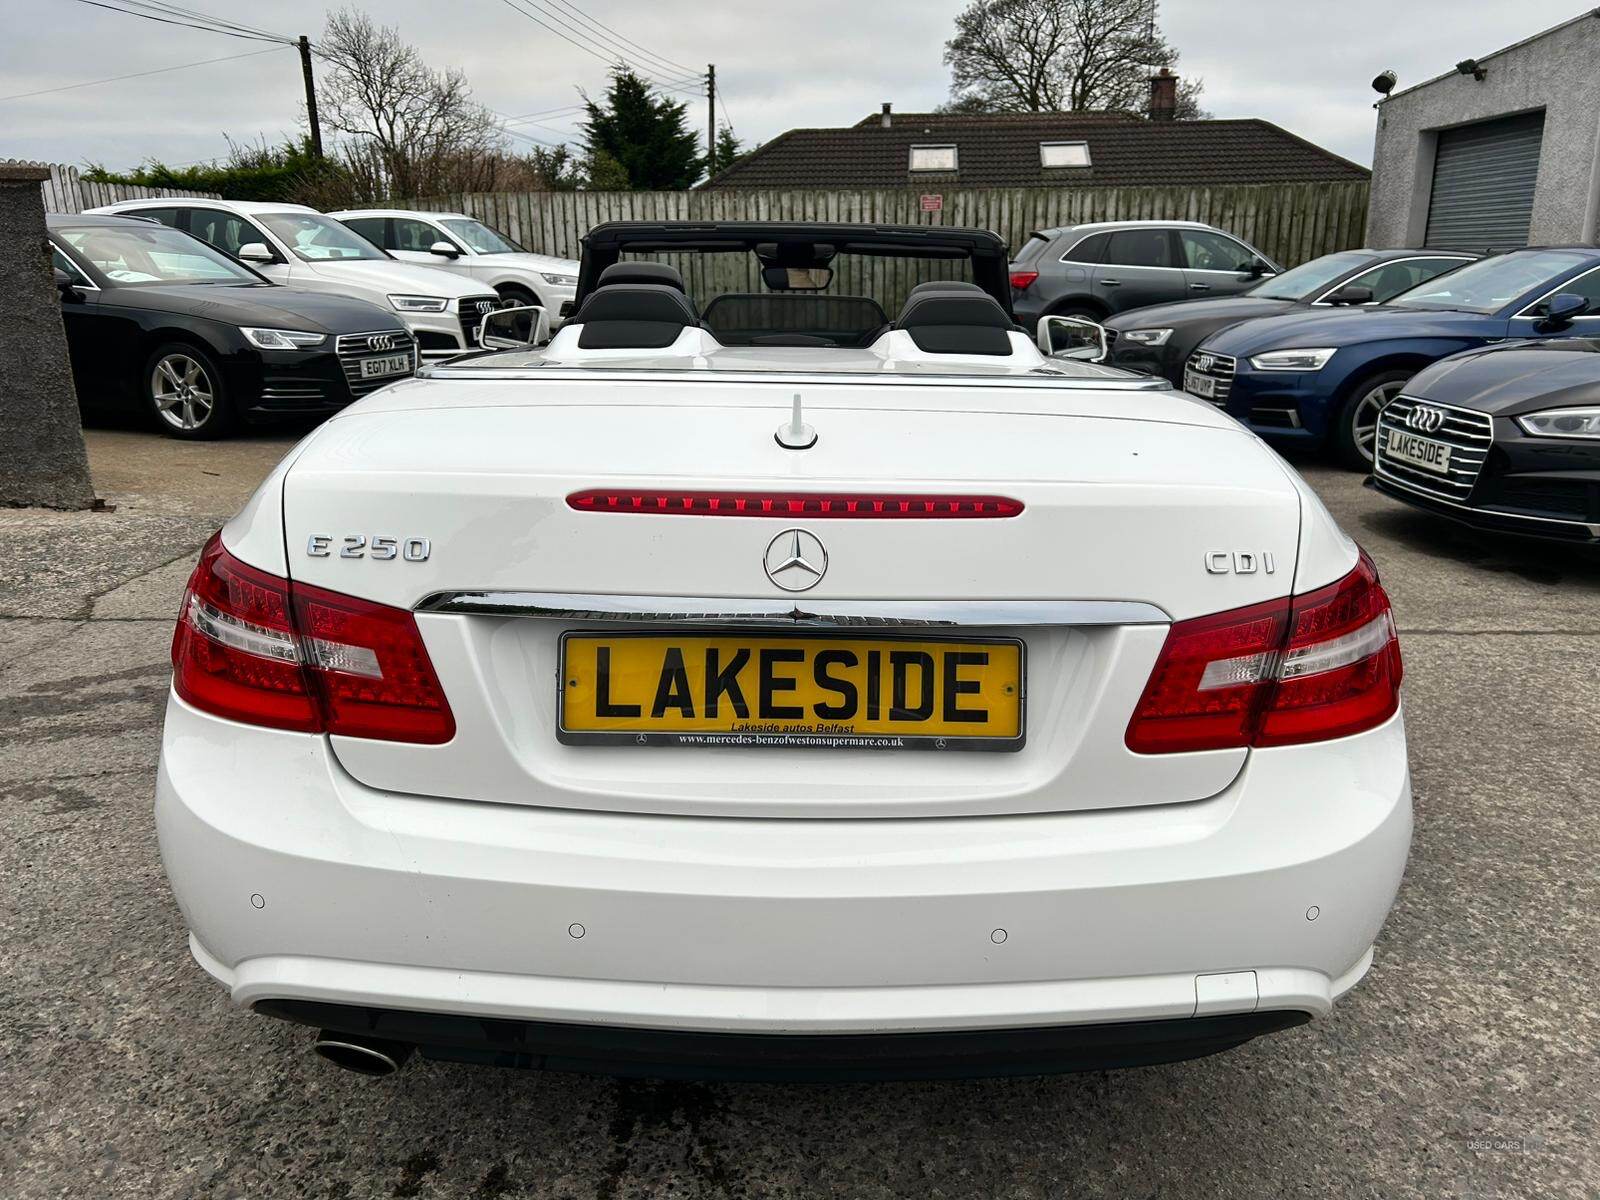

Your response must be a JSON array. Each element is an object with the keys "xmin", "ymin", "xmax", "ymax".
[{"xmin": 1425, "ymin": 111, "xmax": 1545, "ymax": 250}]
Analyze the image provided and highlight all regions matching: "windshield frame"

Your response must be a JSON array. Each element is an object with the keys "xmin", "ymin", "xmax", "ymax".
[
  {"xmin": 1386, "ymin": 249, "xmax": 1594, "ymax": 315},
  {"xmin": 256, "ymin": 211, "xmax": 390, "ymax": 263},
  {"xmin": 440, "ymin": 218, "xmax": 525, "ymax": 255},
  {"xmin": 53, "ymin": 223, "xmax": 270, "ymax": 288},
  {"xmin": 1247, "ymin": 250, "xmax": 1381, "ymax": 302}
]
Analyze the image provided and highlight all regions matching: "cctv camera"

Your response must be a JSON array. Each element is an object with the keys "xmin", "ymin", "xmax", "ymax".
[
  {"xmin": 1371, "ymin": 69, "xmax": 1397, "ymax": 96},
  {"xmin": 1455, "ymin": 58, "xmax": 1486, "ymax": 81}
]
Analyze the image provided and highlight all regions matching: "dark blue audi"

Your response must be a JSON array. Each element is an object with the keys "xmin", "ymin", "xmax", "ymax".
[{"xmin": 1181, "ymin": 247, "xmax": 1600, "ymax": 468}]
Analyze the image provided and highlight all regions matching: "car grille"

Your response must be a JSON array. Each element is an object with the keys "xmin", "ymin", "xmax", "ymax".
[
  {"xmin": 1374, "ymin": 396, "xmax": 1493, "ymax": 502},
  {"xmin": 335, "ymin": 329, "xmax": 418, "ymax": 397},
  {"xmin": 458, "ymin": 296, "xmax": 499, "ymax": 348},
  {"xmin": 1184, "ymin": 350, "xmax": 1235, "ymax": 408}
]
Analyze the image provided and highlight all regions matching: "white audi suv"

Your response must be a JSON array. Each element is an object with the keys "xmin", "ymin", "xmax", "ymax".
[
  {"xmin": 329, "ymin": 207, "xmax": 579, "ymax": 318},
  {"xmin": 155, "ymin": 222, "xmax": 1411, "ymax": 1081}
]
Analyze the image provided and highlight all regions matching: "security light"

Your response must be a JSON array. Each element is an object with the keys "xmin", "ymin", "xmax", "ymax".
[
  {"xmin": 1455, "ymin": 58, "xmax": 1486, "ymax": 81},
  {"xmin": 1371, "ymin": 70, "xmax": 1396, "ymax": 96}
]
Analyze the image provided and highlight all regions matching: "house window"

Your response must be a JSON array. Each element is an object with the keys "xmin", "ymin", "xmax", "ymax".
[
  {"xmin": 1040, "ymin": 142, "xmax": 1091, "ymax": 168},
  {"xmin": 909, "ymin": 145, "xmax": 958, "ymax": 172}
]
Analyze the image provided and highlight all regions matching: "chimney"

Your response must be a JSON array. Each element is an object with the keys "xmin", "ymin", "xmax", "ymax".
[
  {"xmin": 1149, "ymin": 68, "xmax": 1178, "ymax": 121},
  {"xmin": 881, "ymin": 102, "xmax": 892, "ymax": 129}
]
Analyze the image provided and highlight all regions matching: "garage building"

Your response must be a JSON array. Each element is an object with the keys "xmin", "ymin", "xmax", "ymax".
[{"xmin": 1367, "ymin": 10, "xmax": 1600, "ymax": 251}]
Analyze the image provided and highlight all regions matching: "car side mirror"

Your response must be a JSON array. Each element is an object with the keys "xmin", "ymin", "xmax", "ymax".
[
  {"xmin": 237, "ymin": 242, "xmax": 275, "ymax": 264},
  {"xmin": 1037, "ymin": 315, "xmax": 1107, "ymax": 362},
  {"xmin": 53, "ymin": 267, "xmax": 82, "ymax": 301},
  {"xmin": 1242, "ymin": 259, "xmax": 1271, "ymax": 278},
  {"xmin": 1537, "ymin": 291, "xmax": 1589, "ymax": 330},
  {"xmin": 480, "ymin": 304, "xmax": 549, "ymax": 349},
  {"xmin": 1328, "ymin": 284, "xmax": 1374, "ymax": 306},
  {"xmin": 429, "ymin": 241, "xmax": 461, "ymax": 259}
]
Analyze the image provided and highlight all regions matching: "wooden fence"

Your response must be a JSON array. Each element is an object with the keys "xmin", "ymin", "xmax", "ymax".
[
  {"xmin": 10, "ymin": 160, "xmax": 218, "ymax": 214},
  {"xmin": 407, "ymin": 182, "xmax": 1370, "ymax": 311}
]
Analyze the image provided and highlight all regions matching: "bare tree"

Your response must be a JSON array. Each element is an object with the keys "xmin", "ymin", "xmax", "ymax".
[
  {"xmin": 317, "ymin": 8, "xmax": 505, "ymax": 199},
  {"xmin": 943, "ymin": 0, "xmax": 1205, "ymax": 117}
]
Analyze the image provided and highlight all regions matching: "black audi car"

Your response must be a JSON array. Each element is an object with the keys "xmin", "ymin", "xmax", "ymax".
[
  {"xmin": 1103, "ymin": 247, "xmax": 1478, "ymax": 385},
  {"xmin": 48, "ymin": 214, "xmax": 416, "ymax": 439},
  {"xmin": 1370, "ymin": 338, "xmax": 1600, "ymax": 544}
]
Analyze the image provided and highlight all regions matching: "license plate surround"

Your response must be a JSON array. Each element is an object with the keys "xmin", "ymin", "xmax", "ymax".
[
  {"xmin": 1382, "ymin": 427, "xmax": 1453, "ymax": 476},
  {"xmin": 1184, "ymin": 370, "xmax": 1217, "ymax": 399},
  {"xmin": 360, "ymin": 353, "xmax": 412, "ymax": 379},
  {"xmin": 557, "ymin": 629, "xmax": 1027, "ymax": 752}
]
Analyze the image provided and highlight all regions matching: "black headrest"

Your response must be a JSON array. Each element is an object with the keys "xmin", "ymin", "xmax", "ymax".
[
  {"xmin": 907, "ymin": 280, "xmax": 985, "ymax": 297},
  {"xmin": 895, "ymin": 289, "xmax": 1016, "ymax": 356},
  {"xmin": 572, "ymin": 283, "xmax": 699, "ymax": 349},
  {"xmin": 597, "ymin": 261, "xmax": 688, "ymax": 293}
]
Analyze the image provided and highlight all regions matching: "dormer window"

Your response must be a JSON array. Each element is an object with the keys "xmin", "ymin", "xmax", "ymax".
[
  {"xmin": 909, "ymin": 145, "xmax": 958, "ymax": 172},
  {"xmin": 1040, "ymin": 141, "xmax": 1091, "ymax": 168}
]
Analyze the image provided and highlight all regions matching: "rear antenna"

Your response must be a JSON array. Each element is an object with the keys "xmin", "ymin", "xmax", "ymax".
[{"xmin": 775, "ymin": 392, "xmax": 817, "ymax": 449}]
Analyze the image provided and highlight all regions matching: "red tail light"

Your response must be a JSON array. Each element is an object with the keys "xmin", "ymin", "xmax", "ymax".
[
  {"xmin": 568, "ymin": 490, "xmax": 1024, "ymax": 518},
  {"xmin": 1125, "ymin": 552, "xmax": 1401, "ymax": 754},
  {"xmin": 1009, "ymin": 270, "xmax": 1039, "ymax": 291},
  {"xmin": 172, "ymin": 533, "xmax": 454, "ymax": 744}
]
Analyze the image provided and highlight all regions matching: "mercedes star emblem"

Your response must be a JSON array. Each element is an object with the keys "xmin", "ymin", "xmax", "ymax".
[{"xmin": 763, "ymin": 529, "xmax": 827, "ymax": 592}]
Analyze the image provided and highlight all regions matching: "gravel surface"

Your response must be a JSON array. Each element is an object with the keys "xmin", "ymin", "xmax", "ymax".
[{"xmin": 2, "ymin": 428, "xmax": 1596, "ymax": 1199}]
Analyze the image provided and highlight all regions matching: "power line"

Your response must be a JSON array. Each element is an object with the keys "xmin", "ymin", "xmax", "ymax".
[
  {"xmin": 109, "ymin": 0, "xmax": 292, "ymax": 43},
  {"xmin": 0, "ymin": 44, "xmax": 286, "ymax": 104},
  {"xmin": 494, "ymin": 0, "xmax": 703, "ymax": 91},
  {"xmin": 507, "ymin": 0, "xmax": 700, "ymax": 84},
  {"xmin": 503, "ymin": 104, "xmax": 589, "ymax": 124},
  {"xmin": 69, "ymin": 0, "xmax": 291, "ymax": 43},
  {"xmin": 541, "ymin": 0, "xmax": 695, "ymax": 76}
]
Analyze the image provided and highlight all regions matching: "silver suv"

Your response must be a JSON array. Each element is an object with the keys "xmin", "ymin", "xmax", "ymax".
[{"xmin": 1009, "ymin": 220, "xmax": 1280, "ymax": 329}]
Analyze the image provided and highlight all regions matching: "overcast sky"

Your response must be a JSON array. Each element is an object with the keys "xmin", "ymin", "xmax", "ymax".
[{"xmin": 0, "ymin": 0, "xmax": 1586, "ymax": 173}]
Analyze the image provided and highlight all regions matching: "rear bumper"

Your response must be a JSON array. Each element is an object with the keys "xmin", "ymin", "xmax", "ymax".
[
  {"xmin": 156, "ymin": 692, "xmax": 1411, "ymax": 1057},
  {"xmin": 256, "ymin": 997, "xmax": 1311, "ymax": 1081}
]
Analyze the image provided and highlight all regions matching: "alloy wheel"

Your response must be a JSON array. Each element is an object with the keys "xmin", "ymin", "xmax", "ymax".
[
  {"xmin": 1351, "ymin": 379, "xmax": 1404, "ymax": 464},
  {"xmin": 151, "ymin": 354, "xmax": 215, "ymax": 431}
]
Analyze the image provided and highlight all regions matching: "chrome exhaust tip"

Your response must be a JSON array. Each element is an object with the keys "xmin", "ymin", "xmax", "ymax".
[{"xmin": 313, "ymin": 1031, "xmax": 414, "ymax": 1077}]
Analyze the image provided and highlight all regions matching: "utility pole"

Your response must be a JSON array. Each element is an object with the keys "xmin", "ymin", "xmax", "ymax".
[
  {"xmin": 298, "ymin": 35, "xmax": 323, "ymax": 159},
  {"xmin": 706, "ymin": 64, "xmax": 716, "ymax": 178}
]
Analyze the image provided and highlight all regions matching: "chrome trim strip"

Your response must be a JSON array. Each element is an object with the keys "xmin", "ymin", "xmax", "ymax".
[{"xmin": 414, "ymin": 592, "xmax": 1171, "ymax": 626}]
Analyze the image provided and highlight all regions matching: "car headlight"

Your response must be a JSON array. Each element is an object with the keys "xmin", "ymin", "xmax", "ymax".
[
  {"xmin": 1117, "ymin": 328, "xmax": 1172, "ymax": 346},
  {"xmin": 1248, "ymin": 347, "xmax": 1337, "ymax": 371},
  {"xmin": 1516, "ymin": 407, "xmax": 1600, "ymax": 439},
  {"xmin": 540, "ymin": 272, "xmax": 578, "ymax": 286},
  {"xmin": 240, "ymin": 327, "xmax": 326, "ymax": 350},
  {"xmin": 387, "ymin": 294, "xmax": 449, "ymax": 313}
]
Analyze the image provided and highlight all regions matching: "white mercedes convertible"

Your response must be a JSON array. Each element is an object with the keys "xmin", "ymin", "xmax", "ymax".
[{"xmin": 156, "ymin": 222, "xmax": 1411, "ymax": 1081}]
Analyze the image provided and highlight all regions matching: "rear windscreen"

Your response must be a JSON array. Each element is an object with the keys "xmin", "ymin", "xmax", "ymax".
[
  {"xmin": 1011, "ymin": 233, "xmax": 1050, "ymax": 265},
  {"xmin": 700, "ymin": 294, "xmax": 889, "ymax": 346},
  {"xmin": 618, "ymin": 250, "xmax": 975, "ymax": 320}
]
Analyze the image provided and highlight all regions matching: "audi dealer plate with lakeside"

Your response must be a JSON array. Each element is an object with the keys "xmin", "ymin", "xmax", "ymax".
[
  {"xmin": 1382, "ymin": 429, "xmax": 1453, "ymax": 475},
  {"xmin": 154, "ymin": 221, "xmax": 1411, "ymax": 1082}
]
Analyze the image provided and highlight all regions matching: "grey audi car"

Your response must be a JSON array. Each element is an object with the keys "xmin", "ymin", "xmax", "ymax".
[{"xmin": 1009, "ymin": 220, "xmax": 1281, "ymax": 329}]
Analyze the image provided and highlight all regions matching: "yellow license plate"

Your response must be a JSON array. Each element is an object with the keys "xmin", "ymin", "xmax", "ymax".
[{"xmin": 559, "ymin": 632, "xmax": 1025, "ymax": 751}]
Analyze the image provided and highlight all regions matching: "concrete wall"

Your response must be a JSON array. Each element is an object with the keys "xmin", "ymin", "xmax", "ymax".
[
  {"xmin": 1367, "ymin": 12, "xmax": 1600, "ymax": 246},
  {"xmin": 0, "ymin": 165, "xmax": 96, "ymax": 510}
]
